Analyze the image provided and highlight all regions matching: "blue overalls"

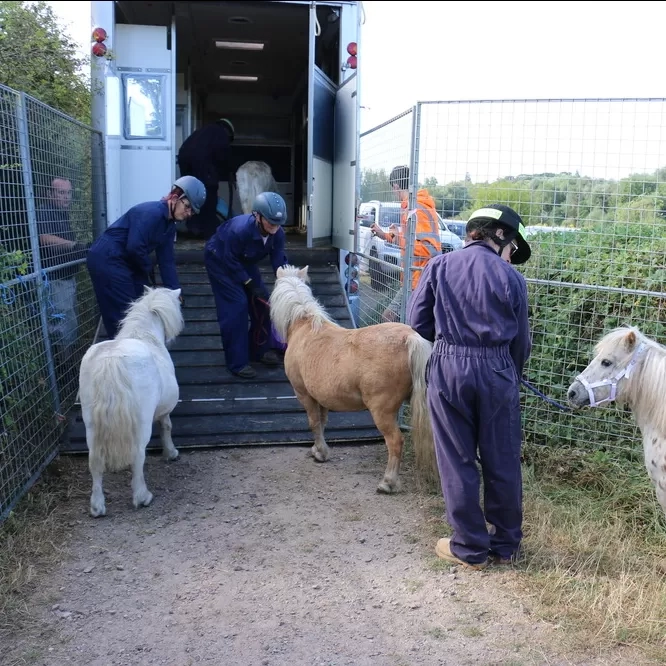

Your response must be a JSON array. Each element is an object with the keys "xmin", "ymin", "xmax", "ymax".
[
  {"xmin": 407, "ymin": 241, "xmax": 532, "ymax": 565},
  {"xmin": 86, "ymin": 201, "xmax": 180, "ymax": 339},
  {"xmin": 204, "ymin": 213, "xmax": 288, "ymax": 374}
]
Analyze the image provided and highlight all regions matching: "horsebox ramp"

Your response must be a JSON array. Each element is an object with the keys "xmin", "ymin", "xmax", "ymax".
[{"xmin": 60, "ymin": 239, "xmax": 383, "ymax": 454}]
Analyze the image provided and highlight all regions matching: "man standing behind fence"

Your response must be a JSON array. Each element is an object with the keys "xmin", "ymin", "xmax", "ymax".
[
  {"xmin": 370, "ymin": 165, "xmax": 441, "ymax": 322},
  {"xmin": 36, "ymin": 177, "xmax": 89, "ymax": 358}
]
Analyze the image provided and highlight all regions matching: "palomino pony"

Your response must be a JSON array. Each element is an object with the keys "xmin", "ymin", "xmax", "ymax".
[
  {"xmin": 236, "ymin": 160, "xmax": 278, "ymax": 215},
  {"xmin": 78, "ymin": 286, "xmax": 185, "ymax": 517},
  {"xmin": 269, "ymin": 264, "xmax": 437, "ymax": 493},
  {"xmin": 567, "ymin": 325, "xmax": 666, "ymax": 518}
]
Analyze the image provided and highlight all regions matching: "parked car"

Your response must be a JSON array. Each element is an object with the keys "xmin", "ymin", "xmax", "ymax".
[
  {"xmin": 444, "ymin": 220, "xmax": 467, "ymax": 240},
  {"xmin": 357, "ymin": 200, "xmax": 463, "ymax": 291}
]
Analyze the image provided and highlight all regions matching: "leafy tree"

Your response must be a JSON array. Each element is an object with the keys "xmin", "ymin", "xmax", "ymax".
[
  {"xmin": 0, "ymin": 0, "xmax": 90, "ymax": 122},
  {"xmin": 361, "ymin": 168, "xmax": 391, "ymax": 201}
]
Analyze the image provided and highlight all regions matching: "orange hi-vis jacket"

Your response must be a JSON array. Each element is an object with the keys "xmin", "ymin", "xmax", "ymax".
[{"xmin": 386, "ymin": 189, "xmax": 442, "ymax": 291}]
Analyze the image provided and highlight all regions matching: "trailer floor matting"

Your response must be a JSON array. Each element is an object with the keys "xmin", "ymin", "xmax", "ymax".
[{"xmin": 61, "ymin": 243, "xmax": 383, "ymax": 453}]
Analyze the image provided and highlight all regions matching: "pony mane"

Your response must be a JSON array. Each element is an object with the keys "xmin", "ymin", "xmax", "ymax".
[
  {"xmin": 596, "ymin": 325, "xmax": 666, "ymax": 435},
  {"xmin": 116, "ymin": 287, "xmax": 184, "ymax": 344},
  {"xmin": 269, "ymin": 266, "xmax": 338, "ymax": 341}
]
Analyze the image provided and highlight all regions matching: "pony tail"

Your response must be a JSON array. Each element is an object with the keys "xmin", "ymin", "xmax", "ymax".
[
  {"xmin": 87, "ymin": 357, "xmax": 140, "ymax": 472},
  {"xmin": 406, "ymin": 333, "xmax": 439, "ymax": 489}
]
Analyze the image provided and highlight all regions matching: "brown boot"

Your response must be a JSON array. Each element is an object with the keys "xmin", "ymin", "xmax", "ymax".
[{"xmin": 435, "ymin": 538, "xmax": 487, "ymax": 571}]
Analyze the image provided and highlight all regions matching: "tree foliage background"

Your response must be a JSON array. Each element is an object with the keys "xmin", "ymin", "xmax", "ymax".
[{"xmin": 0, "ymin": 0, "xmax": 90, "ymax": 121}]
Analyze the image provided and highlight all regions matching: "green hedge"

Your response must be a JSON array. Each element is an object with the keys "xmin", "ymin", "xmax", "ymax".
[{"xmin": 517, "ymin": 221, "xmax": 666, "ymax": 461}]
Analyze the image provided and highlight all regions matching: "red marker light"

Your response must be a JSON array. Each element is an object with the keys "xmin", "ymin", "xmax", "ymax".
[
  {"xmin": 92, "ymin": 42, "xmax": 107, "ymax": 57},
  {"xmin": 92, "ymin": 27, "xmax": 108, "ymax": 43}
]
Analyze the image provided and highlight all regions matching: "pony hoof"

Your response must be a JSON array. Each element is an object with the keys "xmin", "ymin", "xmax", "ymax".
[
  {"xmin": 310, "ymin": 447, "xmax": 329, "ymax": 463},
  {"xmin": 165, "ymin": 452, "xmax": 180, "ymax": 462},
  {"xmin": 90, "ymin": 503, "xmax": 106, "ymax": 518},
  {"xmin": 376, "ymin": 481, "xmax": 400, "ymax": 495},
  {"xmin": 133, "ymin": 491, "xmax": 154, "ymax": 509}
]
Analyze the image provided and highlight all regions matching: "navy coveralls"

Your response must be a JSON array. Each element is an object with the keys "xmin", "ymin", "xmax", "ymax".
[
  {"xmin": 87, "ymin": 201, "xmax": 180, "ymax": 339},
  {"xmin": 177, "ymin": 123, "xmax": 232, "ymax": 238},
  {"xmin": 407, "ymin": 241, "xmax": 532, "ymax": 565},
  {"xmin": 204, "ymin": 214, "xmax": 288, "ymax": 374}
]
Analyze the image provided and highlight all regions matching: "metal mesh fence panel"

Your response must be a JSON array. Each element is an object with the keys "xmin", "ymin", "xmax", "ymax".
[
  {"xmin": 353, "ymin": 109, "xmax": 414, "ymax": 328},
  {"xmin": 412, "ymin": 98, "xmax": 666, "ymax": 461},
  {"xmin": 0, "ymin": 85, "xmax": 106, "ymax": 521}
]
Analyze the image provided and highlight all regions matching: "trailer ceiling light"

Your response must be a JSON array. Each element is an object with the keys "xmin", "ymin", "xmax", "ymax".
[
  {"xmin": 215, "ymin": 40, "xmax": 265, "ymax": 51},
  {"xmin": 219, "ymin": 75, "xmax": 259, "ymax": 82}
]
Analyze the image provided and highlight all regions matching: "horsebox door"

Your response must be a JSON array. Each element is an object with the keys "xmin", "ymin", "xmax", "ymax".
[
  {"xmin": 115, "ymin": 24, "xmax": 175, "ymax": 215},
  {"xmin": 332, "ymin": 71, "xmax": 358, "ymax": 252}
]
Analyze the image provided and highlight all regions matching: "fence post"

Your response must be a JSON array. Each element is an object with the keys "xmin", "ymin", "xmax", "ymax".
[
  {"xmin": 91, "ymin": 131, "xmax": 108, "ymax": 239},
  {"xmin": 399, "ymin": 102, "xmax": 422, "ymax": 325},
  {"xmin": 15, "ymin": 92, "xmax": 62, "ymax": 416}
]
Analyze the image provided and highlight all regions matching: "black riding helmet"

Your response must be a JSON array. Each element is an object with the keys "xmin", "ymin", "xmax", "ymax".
[{"xmin": 466, "ymin": 204, "xmax": 531, "ymax": 265}]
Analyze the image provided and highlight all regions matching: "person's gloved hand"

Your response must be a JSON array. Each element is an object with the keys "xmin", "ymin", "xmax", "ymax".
[{"xmin": 243, "ymin": 279, "xmax": 268, "ymax": 302}]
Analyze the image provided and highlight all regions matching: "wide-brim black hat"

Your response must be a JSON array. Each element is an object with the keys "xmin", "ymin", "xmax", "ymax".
[{"xmin": 467, "ymin": 204, "xmax": 531, "ymax": 265}]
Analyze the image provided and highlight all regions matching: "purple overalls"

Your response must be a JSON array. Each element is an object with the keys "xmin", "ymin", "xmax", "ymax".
[{"xmin": 407, "ymin": 241, "xmax": 532, "ymax": 565}]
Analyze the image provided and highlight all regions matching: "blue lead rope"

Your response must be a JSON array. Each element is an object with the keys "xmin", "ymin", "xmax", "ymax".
[{"xmin": 520, "ymin": 378, "xmax": 573, "ymax": 413}]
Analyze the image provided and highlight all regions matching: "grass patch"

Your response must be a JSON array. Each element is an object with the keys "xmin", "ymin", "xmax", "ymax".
[
  {"xmin": 413, "ymin": 441, "xmax": 666, "ymax": 660},
  {"xmin": 0, "ymin": 457, "xmax": 81, "ymax": 636},
  {"xmin": 519, "ymin": 444, "xmax": 666, "ymax": 659},
  {"xmin": 520, "ymin": 449, "xmax": 666, "ymax": 659}
]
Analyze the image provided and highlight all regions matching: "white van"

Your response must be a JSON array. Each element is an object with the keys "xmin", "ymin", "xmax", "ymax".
[{"xmin": 357, "ymin": 200, "xmax": 463, "ymax": 290}]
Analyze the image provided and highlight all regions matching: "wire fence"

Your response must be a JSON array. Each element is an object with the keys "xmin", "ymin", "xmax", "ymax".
[
  {"xmin": 354, "ymin": 97, "xmax": 666, "ymax": 462},
  {"xmin": 0, "ymin": 84, "xmax": 106, "ymax": 521},
  {"xmin": 350, "ymin": 110, "xmax": 413, "ymax": 331}
]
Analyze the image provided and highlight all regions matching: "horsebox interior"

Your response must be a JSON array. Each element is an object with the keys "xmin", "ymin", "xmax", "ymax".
[{"xmin": 115, "ymin": 1, "xmax": 344, "ymax": 238}]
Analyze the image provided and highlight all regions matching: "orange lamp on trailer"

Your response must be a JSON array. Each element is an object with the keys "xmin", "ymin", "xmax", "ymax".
[
  {"xmin": 92, "ymin": 27, "xmax": 108, "ymax": 43},
  {"xmin": 343, "ymin": 42, "xmax": 358, "ymax": 71},
  {"xmin": 91, "ymin": 26, "xmax": 108, "ymax": 58}
]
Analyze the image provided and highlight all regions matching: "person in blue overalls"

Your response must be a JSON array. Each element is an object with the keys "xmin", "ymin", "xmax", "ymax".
[
  {"xmin": 204, "ymin": 191, "xmax": 289, "ymax": 379},
  {"xmin": 407, "ymin": 204, "xmax": 533, "ymax": 570},
  {"xmin": 86, "ymin": 176, "xmax": 207, "ymax": 339}
]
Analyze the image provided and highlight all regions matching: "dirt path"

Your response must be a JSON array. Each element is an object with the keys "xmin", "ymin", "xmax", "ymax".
[{"xmin": 2, "ymin": 443, "xmax": 651, "ymax": 666}]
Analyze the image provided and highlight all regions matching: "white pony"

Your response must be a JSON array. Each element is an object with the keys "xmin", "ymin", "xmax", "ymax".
[
  {"xmin": 78, "ymin": 286, "xmax": 185, "ymax": 517},
  {"xmin": 567, "ymin": 325, "xmax": 666, "ymax": 518},
  {"xmin": 236, "ymin": 160, "xmax": 278, "ymax": 214}
]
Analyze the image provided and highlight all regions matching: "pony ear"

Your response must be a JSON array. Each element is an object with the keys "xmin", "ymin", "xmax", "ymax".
[
  {"xmin": 624, "ymin": 330, "xmax": 637, "ymax": 351},
  {"xmin": 298, "ymin": 265, "xmax": 309, "ymax": 281},
  {"xmin": 143, "ymin": 284, "xmax": 152, "ymax": 295},
  {"xmin": 173, "ymin": 288, "xmax": 182, "ymax": 298},
  {"xmin": 276, "ymin": 266, "xmax": 285, "ymax": 278}
]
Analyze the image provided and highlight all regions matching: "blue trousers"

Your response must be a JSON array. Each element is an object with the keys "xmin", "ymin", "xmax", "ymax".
[
  {"xmin": 87, "ymin": 238, "xmax": 146, "ymax": 339},
  {"xmin": 204, "ymin": 247, "xmax": 272, "ymax": 373},
  {"xmin": 427, "ymin": 341, "xmax": 523, "ymax": 565}
]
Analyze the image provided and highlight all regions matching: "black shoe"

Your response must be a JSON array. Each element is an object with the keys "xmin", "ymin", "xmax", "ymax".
[
  {"xmin": 233, "ymin": 365, "xmax": 256, "ymax": 379},
  {"xmin": 260, "ymin": 350, "xmax": 280, "ymax": 366}
]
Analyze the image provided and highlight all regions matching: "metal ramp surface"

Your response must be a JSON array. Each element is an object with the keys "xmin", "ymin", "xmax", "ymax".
[{"xmin": 61, "ymin": 237, "xmax": 383, "ymax": 453}]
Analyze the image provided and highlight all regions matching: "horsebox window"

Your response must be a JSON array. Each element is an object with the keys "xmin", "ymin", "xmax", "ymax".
[{"xmin": 121, "ymin": 73, "xmax": 167, "ymax": 140}]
